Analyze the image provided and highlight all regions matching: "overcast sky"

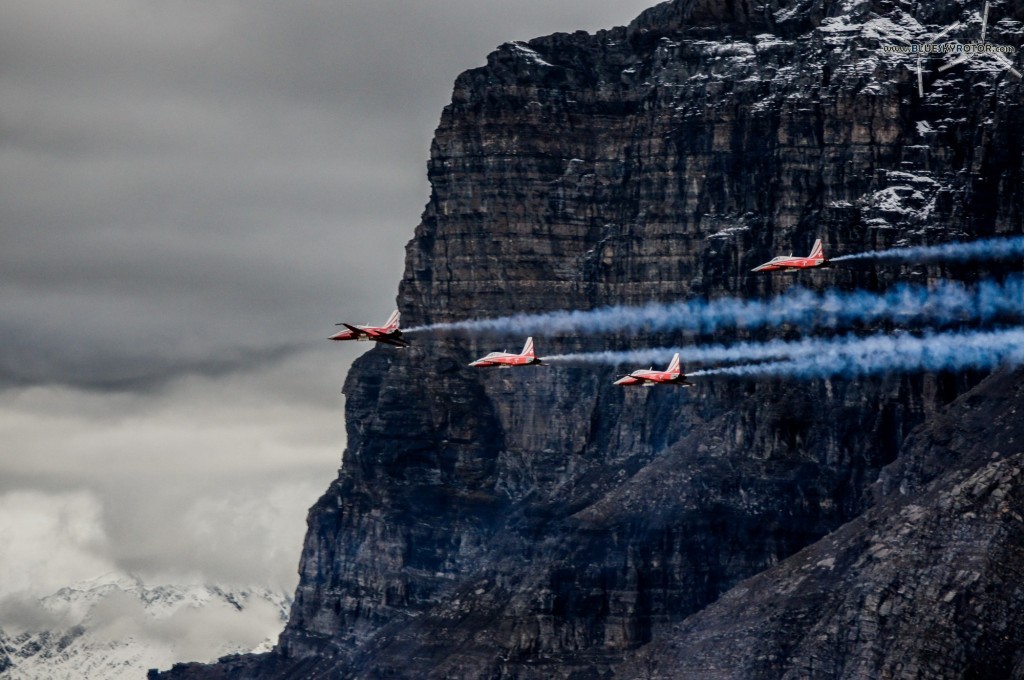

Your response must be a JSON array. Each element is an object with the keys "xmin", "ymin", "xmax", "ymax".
[{"xmin": 0, "ymin": 0, "xmax": 659, "ymax": 653}]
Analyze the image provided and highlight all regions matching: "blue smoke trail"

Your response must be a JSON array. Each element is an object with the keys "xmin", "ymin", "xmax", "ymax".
[
  {"xmin": 687, "ymin": 327, "xmax": 1024, "ymax": 380},
  {"xmin": 407, "ymin": 275, "xmax": 1024, "ymax": 336},
  {"xmin": 832, "ymin": 235, "xmax": 1024, "ymax": 263}
]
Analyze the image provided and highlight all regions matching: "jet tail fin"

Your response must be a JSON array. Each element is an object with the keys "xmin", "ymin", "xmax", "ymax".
[
  {"xmin": 383, "ymin": 309, "xmax": 400, "ymax": 331},
  {"xmin": 666, "ymin": 353, "xmax": 681, "ymax": 375},
  {"xmin": 808, "ymin": 239, "xmax": 824, "ymax": 260},
  {"xmin": 521, "ymin": 337, "xmax": 535, "ymax": 358}
]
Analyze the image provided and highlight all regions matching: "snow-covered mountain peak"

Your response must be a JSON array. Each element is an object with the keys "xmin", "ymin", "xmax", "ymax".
[{"xmin": 0, "ymin": 574, "xmax": 290, "ymax": 680}]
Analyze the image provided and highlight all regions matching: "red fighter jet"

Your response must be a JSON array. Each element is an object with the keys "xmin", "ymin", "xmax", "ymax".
[
  {"xmin": 614, "ymin": 353, "xmax": 694, "ymax": 387},
  {"xmin": 329, "ymin": 309, "xmax": 409, "ymax": 348},
  {"xmin": 751, "ymin": 238, "xmax": 828, "ymax": 272},
  {"xmin": 469, "ymin": 337, "xmax": 545, "ymax": 368}
]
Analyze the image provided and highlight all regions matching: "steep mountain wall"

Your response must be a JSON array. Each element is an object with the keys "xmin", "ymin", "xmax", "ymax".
[
  {"xmin": 619, "ymin": 365, "xmax": 1024, "ymax": 679},
  {"xmin": 155, "ymin": 0, "xmax": 1024, "ymax": 677}
]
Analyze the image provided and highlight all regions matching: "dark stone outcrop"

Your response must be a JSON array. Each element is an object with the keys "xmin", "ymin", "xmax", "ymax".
[
  {"xmin": 154, "ymin": 0, "xmax": 1024, "ymax": 677},
  {"xmin": 619, "ymin": 366, "xmax": 1024, "ymax": 679},
  {"xmin": 0, "ymin": 634, "xmax": 12, "ymax": 675}
]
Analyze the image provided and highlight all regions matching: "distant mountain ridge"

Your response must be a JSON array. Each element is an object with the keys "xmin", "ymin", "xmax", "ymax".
[{"xmin": 0, "ymin": 573, "xmax": 288, "ymax": 680}]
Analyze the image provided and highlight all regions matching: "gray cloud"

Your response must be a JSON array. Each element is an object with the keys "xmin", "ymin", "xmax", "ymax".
[
  {"xmin": 0, "ymin": 348, "xmax": 344, "ymax": 591},
  {"xmin": 0, "ymin": 491, "xmax": 115, "ymax": 598},
  {"xmin": 0, "ymin": 594, "xmax": 64, "ymax": 633}
]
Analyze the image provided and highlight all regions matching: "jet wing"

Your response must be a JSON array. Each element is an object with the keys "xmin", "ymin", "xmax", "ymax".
[
  {"xmin": 341, "ymin": 323, "xmax": 368, "ymax": 336},
  {"xmin": 375, "ymin": 335, "xmax": 410, "ymax": 348}
]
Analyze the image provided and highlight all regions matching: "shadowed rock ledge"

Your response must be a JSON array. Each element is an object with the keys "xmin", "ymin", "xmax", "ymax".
[{"xmin": 619, "ymin": 365, "xmax": 1024, "ymax": 679}]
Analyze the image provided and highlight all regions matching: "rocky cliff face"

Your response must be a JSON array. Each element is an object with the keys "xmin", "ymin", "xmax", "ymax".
[
  {"xmin": 619, "ymin": 365, "xmax": 1024, "ymax": 679},
  {"xmin": 154, "ymin": 0, "xmax": 1024, "ymax": 677}
]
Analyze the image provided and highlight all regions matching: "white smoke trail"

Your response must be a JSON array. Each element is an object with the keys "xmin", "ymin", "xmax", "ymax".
[
  {"xmin": 542, "ymin": 334, "xmax": 875, "ymax": 367},
  {"xmin": 832, "ymin": 235, "xmax": 1024, "ymax": 263},
  {"xmin": 686, "ymin": 327, "xmax": 1024, "ymax": 380},
  {"xmin": 542, "ymin": 325, "xmax": 1024, "ymax": 368},
  {"xmin": 407, "ymin": 276, "xmax": 1024, "ymax": 337}
]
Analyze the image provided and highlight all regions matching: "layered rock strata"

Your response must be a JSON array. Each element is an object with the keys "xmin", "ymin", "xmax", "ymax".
[{"xmin": 620, "ymin": 366, "xmax": 1024, "ymax": 679}]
